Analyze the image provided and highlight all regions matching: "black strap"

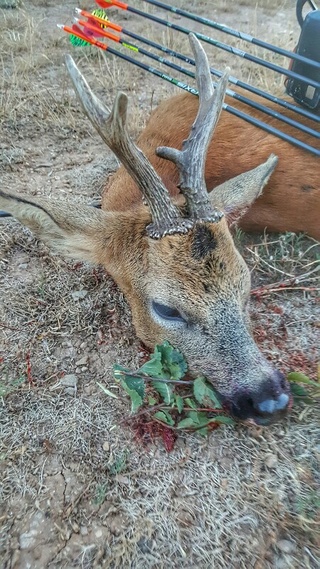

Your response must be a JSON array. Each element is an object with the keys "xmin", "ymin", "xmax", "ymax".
[{"xmin": 296, "ymin": 0, "xmax": 318, "ymax": 28}]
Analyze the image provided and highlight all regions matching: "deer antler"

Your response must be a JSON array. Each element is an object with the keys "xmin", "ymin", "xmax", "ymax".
[
  {"xmin": 65, "ymin": 55, "xmax": 192, "ymax": 239},
  {"xmin": 157, "ymin": 34, "xmax": 228, "ymax": 222}
]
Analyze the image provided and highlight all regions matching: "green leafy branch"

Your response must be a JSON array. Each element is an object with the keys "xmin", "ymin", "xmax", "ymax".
[
  {"xmin": 110, "ymin": 341, "xmax": 235, "ymax": 436},
  {"xmin": 98, "ymin": 342, "xmax": 319, "ymax": 442},
  {"xmin": 287, "ymin": 371, "xmax": 320, "ymax": 405},
  {"xmin": 0, "ymin": 376, "xmax": 25, "ymax": 398}
]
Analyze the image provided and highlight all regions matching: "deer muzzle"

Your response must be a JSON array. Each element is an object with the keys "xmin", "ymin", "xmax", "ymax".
[
  {"xmin": 191, "ymin": 303, "xmax": 292, "ymax": 425},
  {"xmin": 228, "ymin": 369, "xmax": 291, "ymax": 425}
]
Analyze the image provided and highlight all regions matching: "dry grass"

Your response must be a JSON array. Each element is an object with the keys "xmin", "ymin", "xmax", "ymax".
[{"xmin": 1, "ymin": 1, "xmax": 319, "ymax": 568}]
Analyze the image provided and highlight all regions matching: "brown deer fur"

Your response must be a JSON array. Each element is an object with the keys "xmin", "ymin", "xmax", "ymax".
[{"xmin": 104, "ymin": 91, "xmax": 320, "ymax": 239}]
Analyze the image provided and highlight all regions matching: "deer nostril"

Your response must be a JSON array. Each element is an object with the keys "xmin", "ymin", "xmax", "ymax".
[{"xmin": 247, "ymin": 397, "xmax": 254, "ymax": 409}]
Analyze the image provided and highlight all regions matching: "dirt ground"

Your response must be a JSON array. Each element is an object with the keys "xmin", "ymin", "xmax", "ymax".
[{"xmin": 0, "ymin": 0, "xmax": 319, "ymax": 568}]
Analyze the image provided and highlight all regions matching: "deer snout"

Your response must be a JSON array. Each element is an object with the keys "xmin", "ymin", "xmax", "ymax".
[{"xmin": 230, "ymin": 370, "xmax": 291, "ymax": 425}]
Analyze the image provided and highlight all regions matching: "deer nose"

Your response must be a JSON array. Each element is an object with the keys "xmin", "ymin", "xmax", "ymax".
[
  {"xmin": 256, "ymin": 392, "xmax": 289, "ymax": 414},
  {"xmin": 231, "ymin": 371, "xmax": 290, "ymax": 425}
]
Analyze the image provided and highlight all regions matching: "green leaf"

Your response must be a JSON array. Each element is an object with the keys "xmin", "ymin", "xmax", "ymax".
[
  {"xmin": 123, "ymin": 376, "xmax": 145, "ymax": 399},
  {"xmin": 290, "ymin": 383, "xmax": 309, "ymax": 397},
  {"xmin": 193, "ymin": 377, "xmax": 207, "ymax": 404},
  {"xmin": 290, "ymin": 382, "xmax": 314, "ymax": 405},
  {"xmin": 206, "ymin": 388, "xmax": 222, "ymax": 409},
  {"xmin": 152, "ymin": 381, "xmax": 173, "ymax": 404},
  {"xmin": 148, "ymin": 396, "xmax": 157, "ymax": 406},
  {"xmin": 137, "ymin": 341, "xmax": 187, "ymax": 380},
  {"xmin": 138, "ymin": 350, "xmax": 163, "ymax": 378},
  {"xmin": 193, "ymin": 376, "xmax": 222, "ymax": 408},
  {"xmin": 185, "ymin": 411, "xmax": 198, "ymax": 424},
  {"xmin": 113, "ymin": 365, "xmax": 145, "ymax": 399},
  {"xmin": 288, "ymin": 372, "xmax": 320, "ymax": 389},
  {"xmin": 197, "ymin": 427, "xmax": 209, "ymax": 437},
  {"xmin": 208, "ymin": 416, "xmax": 235, "ymax": 426},
  {"xmin": 119, "ymin": 380, "xmax": 143, "ymax": 413},
  {"xmin": 184, "ymin": 397, "xmax": 197, "ymax": 409},
  {"xmin": 177, "ymin": 413, "xmax": 235, "ymax": 430},
  {"xmin": 114, "ymin": 364, "xmax": 145, "ymax": 411},
  {"xmin": 96, "ymin": 382, "xmax": 119, "ymax": 399},
  {"xmin": 154, "ymin": 410, "xmax": 175, "ymax": 426},
  {"xmin": 187, "ymin": 411, "xmax": 211, "ymax": 426},
  {"xmin": 175, "ymin": 395, "xmax": 184, "ymax": 413},
  {"xmin": 0, "ymin": 376, "xmax": 24, "ymax": 398},
  {"xmin": 187, "ymin": 410, "xmax": 201, "ymax": 424},
  {"xmin": 177, "ymin": 417, "xmax": 198, "ymax": 429},
  {"xmin": 154, "ymin": 341, "xmax": 188, "ymax": 380},
  {"xmin": 113, "ymin": 364, "xmax": 127, "ymax": 380}
]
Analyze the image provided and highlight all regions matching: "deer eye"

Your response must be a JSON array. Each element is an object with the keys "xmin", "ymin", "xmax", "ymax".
[{"xmin": 152, "ymin": 301, "xmax": 186, "ymax": 323}]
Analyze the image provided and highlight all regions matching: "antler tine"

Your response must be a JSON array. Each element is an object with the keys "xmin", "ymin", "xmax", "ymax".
[
  {"xmin": 157, "ymin": 34, "xmax": 229, "ymax": 222},
  {"xmin": 65, "ymin": 55, "xmax": 192, "ymax": 239}
]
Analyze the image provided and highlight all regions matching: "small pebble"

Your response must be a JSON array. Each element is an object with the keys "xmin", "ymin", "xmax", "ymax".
[
  {"xmin": 276, "ymin": 539, "xmax": 296, "ymax": 554},
  {"xmin": 76, "ymin": 356, "xmax": 88, "ymax": 366},
  {"xmin": 265, "ymin": 454, "xmax": 278, "ymax": 468},
  {"xmin": 274, "ymin": 556, "xmax": 294, "ymax": 569},
  {"xmin": 65, "ymin": 387, "xmax": 76, "ymax": 396},
  {"xmin": 115, "ymin": 474, "xmax": 129, "ymax": 485},
  {"xmin": 71, "ymin": 289, "xmax": 88, "ymax": 300},
  {"xmin": 60, "ymin": 374, "xmax": 78, "ymax": 388},
  {"xmin": 80, "ymin": 526, "xmax": 89, "ymax": 536}
]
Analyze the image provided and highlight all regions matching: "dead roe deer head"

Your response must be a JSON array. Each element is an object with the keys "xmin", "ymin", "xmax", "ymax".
[{"xmin": 0, "ymin": 35, "xmax": 290, "ymax": 425}]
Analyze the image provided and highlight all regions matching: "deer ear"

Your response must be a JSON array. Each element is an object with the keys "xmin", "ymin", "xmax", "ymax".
[
  {"xmin": 0, "ymin": 190, "xmax": 116, "ymax": 264},
  {"xmin": 209, "ymin": 154, "xmax": 278, "ymax": 220}
]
